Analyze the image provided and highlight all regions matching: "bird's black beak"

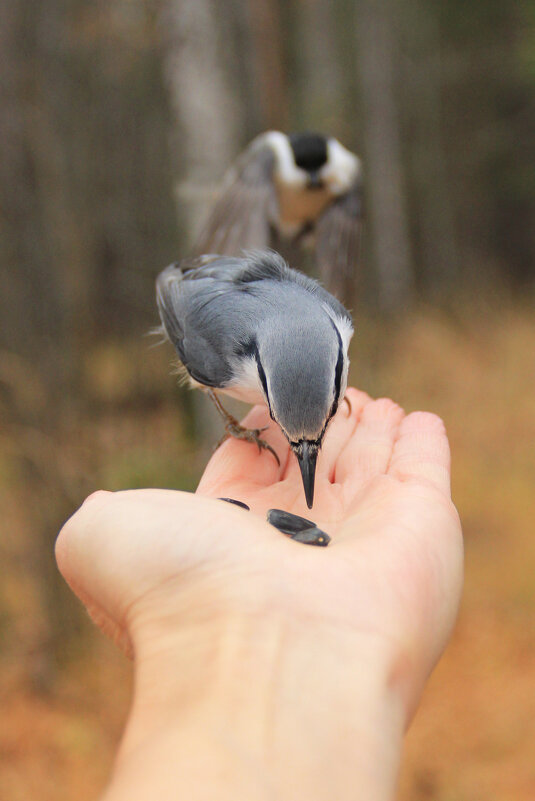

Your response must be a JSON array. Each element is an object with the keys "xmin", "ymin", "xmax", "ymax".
[
  {"xmin": 307, "ymin": 171, "xmax": 323, "ymax": 190},
  {"xmin": 295, "ymin": 440, "xmax": 319, "ymax": 509}
]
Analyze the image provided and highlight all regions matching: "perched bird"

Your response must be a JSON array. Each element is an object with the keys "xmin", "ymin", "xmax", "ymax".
[
  {"xmin": 193, "ymin": 131, "xmax": 363, "ymax": 305},
  {"xmin": 156, "ymin": 250, "xmax": 353, "ymax": 509}
]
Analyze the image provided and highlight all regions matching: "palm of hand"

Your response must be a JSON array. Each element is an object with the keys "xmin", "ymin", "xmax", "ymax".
[
  {"xmin": 198, "ymin": 387, "xmax": 457, "ymax": 537},
  {"xmin": 198, "ymin": 388, "xmax": 463, "ymax": 703},
  {"xmin": 56, "ymin": 388, "xmax": 462, "ymax": 718}
]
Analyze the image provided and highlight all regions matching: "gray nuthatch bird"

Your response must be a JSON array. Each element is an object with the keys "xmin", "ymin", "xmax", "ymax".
[
  {"xmin": 156, "ymin": 250, "xmax": 353, "ymax": 509},
  {"xmin": 193, "ymin": 131, "xmax": 363, "ymax": 305}
]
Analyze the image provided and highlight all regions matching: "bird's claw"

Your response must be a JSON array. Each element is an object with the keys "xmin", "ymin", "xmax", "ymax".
[
  {"xmin": 255, "ymin": 436, "xmax": 281, "ymax": 465},
  {"xmin": 221, "ymin": 422, "xmax": 280, "ymax": 466},
  {"xmin": 206, "ymin": 390, "xmax": 280, "ymax": 465},
  {"xmin": 248, "ymin": 428, "xmax": 280, "ymax": 465}
]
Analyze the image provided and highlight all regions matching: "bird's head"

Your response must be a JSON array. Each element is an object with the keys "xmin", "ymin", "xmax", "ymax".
[
  {"xmin": 288, "ymin": 132, "xmax": 328, "ymax": 191},
  {"xmin": 255, "ymin": 312, "xmax": 351, "ymax": 508}
]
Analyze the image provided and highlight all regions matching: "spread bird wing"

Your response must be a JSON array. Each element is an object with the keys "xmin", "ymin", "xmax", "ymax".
[
  {"xmin": 315, "ymin": 178, "xmax": 363, "ymax": 307},
  {"xmin": 193, "ymin": 134, "xmax": 276, "ymax": 256}
]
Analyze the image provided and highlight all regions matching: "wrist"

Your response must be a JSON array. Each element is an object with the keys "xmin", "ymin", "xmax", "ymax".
[{"xmin": 109, "ymin": 589, "xmax": 405, "ymax": 801}]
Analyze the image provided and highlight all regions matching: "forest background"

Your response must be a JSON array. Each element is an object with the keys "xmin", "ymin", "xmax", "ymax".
[{"xmin": 1, "ymin": 0, "xmax": 534, "ymax": 798}]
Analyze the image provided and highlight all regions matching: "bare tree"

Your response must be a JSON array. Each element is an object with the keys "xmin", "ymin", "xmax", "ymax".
[
  {"xmin": 402, "ymin": 0, "xmax": 459, "ymax": 294},
  {"xmin": 160, "ymin": 0, "xmax": 244, "ymax": 242},
  {"xmin": 158, "ymin": 0, "xmax": 247, "ymax": 444},
  {"xmin": 0, "ymin": 0, "xmax": 87, "ymax": 686},
  {"xmin": 293, "ymin": 0, "xmax": 345, "ymax": 130},
  {"xmin": 246, "ymin": 0, "xmax": 288, "ymax": 130},
  {"xmin": 355, "ymin": 0, "xmax": 414, "ymax": 309}
]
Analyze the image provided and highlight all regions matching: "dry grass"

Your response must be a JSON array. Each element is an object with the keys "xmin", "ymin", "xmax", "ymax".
[
  {"xmin": 1, "ymin": 300, "xmax": 534, "ymax": 800},
  {"xmin": 371, "ymin": 304, "xmax": 535, "ymax": 800}
]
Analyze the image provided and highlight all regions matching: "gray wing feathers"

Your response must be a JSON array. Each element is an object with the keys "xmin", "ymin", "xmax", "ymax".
[
  {"xmin": 155, "ymin": 252, "xmax": 352, "ymax": 389},
  {"xmin": 193, "ymin": 136, "xmax": 276, "ymax": 256},
  {"xmin": 155, "ymin": 263, "xmax": 185, "ymax": 347},
  {"xmin": 156, "ymin": 262, "xmax": 234, "ymax": 387},
  {"xmin": 315, "ymin": 180, "xmax": 363, "ymax": 306}
]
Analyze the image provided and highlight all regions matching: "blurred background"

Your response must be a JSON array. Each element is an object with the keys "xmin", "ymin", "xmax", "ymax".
[{"xmin": 1, "ymin": 0, "xmax": 534, "ymax": 798}]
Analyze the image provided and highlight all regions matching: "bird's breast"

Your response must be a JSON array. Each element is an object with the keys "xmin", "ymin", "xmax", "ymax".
[
  {"xmin": 220, "ymin": 383, "xmax": 265, "ymax": 406},
  {"xmin": 223, "ymin": 355, "xmax": 266, "ymax": 406},
  {"xmin": 275, "ymin": 181, "xmax": 332, "ymax": 235}
]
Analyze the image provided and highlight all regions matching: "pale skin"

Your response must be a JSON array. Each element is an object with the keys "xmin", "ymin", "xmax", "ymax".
[{"xmin": 56, "ymin": 388, "xmax": 463, "ymax": 801}]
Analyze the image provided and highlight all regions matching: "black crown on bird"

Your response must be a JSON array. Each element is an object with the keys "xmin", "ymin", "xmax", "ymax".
[{"xmin": 288, "ymin": 132, "xmax": 328, "ymax": 173}]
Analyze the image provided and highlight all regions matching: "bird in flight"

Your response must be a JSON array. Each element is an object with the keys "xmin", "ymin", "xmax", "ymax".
[{"xmin": 193, "ymin": 131, "xmax": 363, "ymax": 306}]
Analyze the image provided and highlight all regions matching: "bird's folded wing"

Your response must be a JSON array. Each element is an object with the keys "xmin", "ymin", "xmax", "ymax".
[
  {"xmin": 155, "ymin": 263, "xmax": 187, "ymax": 347},
  {"xmin": 155, "ymin": 261, "xmax": 236, "ymax": 388}
]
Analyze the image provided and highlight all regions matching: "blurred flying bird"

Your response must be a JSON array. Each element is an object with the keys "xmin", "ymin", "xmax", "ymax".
[
  {"xmin": 156, "ymin": 250, "xmax": 353, "ymax": 509},
  {"xmin": 193, "ymin": 131, "xmax": 363, "ymax": 305}
]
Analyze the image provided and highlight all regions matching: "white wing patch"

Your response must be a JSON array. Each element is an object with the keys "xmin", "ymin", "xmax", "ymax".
[
  {"xmin": 336, "ymin": 314, "xmax": 354, "ymax": 353},
  {"xmin": 335, "ymin": 314, "xmax": 353, "ymax": 404},
  {"xmin": 224, "ymin": 356, "xmax": 265, "ymax": 405},
  {"xmin": 265, "ymin": 131, "xmax": 308, "ymax": 189},
  {"xmin": 323, "ymin": 139, "xmax": 360, "ymax": 196},
  {"xmin": 321, "ymin": 302, "xmax": 354, "ymax": 353}
]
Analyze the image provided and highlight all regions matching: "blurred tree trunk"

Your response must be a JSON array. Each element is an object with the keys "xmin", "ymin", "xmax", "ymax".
[
  {"xmin": 0, "ymin": 0, "xmax": 86, "ymax": 688},
  {"xmin": 293, "ymin": 0, "xmax": 344, "ymax": 131},
  {"xmin": 160, "ymin": 0, "xmax": 244, "ymax": 245},
  {"xmin": 246, "ymin": 0, "xmax": 288, "ymax": 130},
  {"xmin": 355, "ymin": 0, "xmax": 414, "ymax": 310},
  {"xmin": 403, "ymin": 1, "xmax": 459, "ymax": 295},
  {"xmin": 159, "ymin": 0, "xmax": 246, "ymax": 446}
]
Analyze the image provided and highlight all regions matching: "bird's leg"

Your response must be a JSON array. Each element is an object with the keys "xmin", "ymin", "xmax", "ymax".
[{"xmin": 207, "ymin": 389, "xmax": 280, "ymax": 465}]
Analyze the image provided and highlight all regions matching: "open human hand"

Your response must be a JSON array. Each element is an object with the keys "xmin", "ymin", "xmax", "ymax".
[
  {"xmin": 56, "ymin": 387, "xmax": 462, "ymax": 801},
  {"xmin": 197, "ymin": 386, "xmax": 463, "ymax": 707}
]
